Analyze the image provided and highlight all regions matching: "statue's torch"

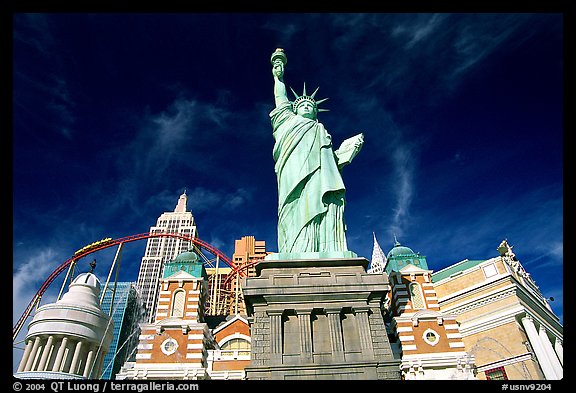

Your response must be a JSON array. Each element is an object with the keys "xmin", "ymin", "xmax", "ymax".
[{"xmin": 271, "ymin": 48, "xmax": 287, "ymax": 67}]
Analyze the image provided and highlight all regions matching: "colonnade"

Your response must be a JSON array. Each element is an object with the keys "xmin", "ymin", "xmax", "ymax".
[
  {"xmin": 520, "ymin": 315, "xmax": 563, "ymax": 380},
  {"xmin": 268, "ymin": 307, "xmax": 375, "ymax": 363},
  {"xmin": 17, "ymin": 334, "xmax": 107, "ymax": 379}
]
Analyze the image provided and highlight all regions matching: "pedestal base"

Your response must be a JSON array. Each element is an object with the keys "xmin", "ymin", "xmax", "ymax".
[{"xmin": 243, "ymin": 257, "xmax": 401, "ymax": 380}]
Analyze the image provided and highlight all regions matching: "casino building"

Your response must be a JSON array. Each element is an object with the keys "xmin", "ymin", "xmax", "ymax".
[{"xmin": 370, "ymin": 236, "xmax": 562, "ymax": 380}]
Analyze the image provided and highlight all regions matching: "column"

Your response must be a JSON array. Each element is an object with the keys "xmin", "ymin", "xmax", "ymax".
[
  {"xmin": 355, "ymin": 307, "xmax": 374, "ymax": 358},
  {"xmin": 268, "ymin": 311, "xmax": 283, "ymax": 364},
  {"xmin": 24, "ymin": 336, "xmax": 41, "ymax": 372},
  {"xmin": 554, "ymin": 338, "xmax": 563, "ymax": 365},
  {"xmin": 538, "ymin": 326, "xmax": 562, "ymax": 379},
  {"xmin": 83, "ymin": 344, "xmax": 96, "ymax": 378},
  {"xmin": 296, "ymin": 310, "xmax": 313, "ymax": 363},
  {"xmin": 93, "ymin": 350, "xmax": 107, "ymax": 379},
  {"xmin": 17, "ymin": 339, "xmax": 34, "ymax": 372},
  {"xmin": 37, "ymin": 335, "xmax": 54, "ymax": 371},
  {"xmin": 521, "ymin": 315, "xmax": 556, "ymax": 380},
  {"xmin": 326, "ymin": 308, "xmax": 344, "ymax": 361},
  {"xmin": 52, "ymin": 337, "xmax": 68, "ymax": 372},
  {"xmin": 69, "ymin": 340, "xmax": 84, "ymax": 375}
]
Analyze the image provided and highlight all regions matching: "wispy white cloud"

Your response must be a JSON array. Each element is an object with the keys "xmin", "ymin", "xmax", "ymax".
[
  {"xmin": 415, "ymin": 183, "xmax": 563, "ymax": 271},
  {"xmin": 388, "ymin": 144, "xmax": 416, "ymax": 239},
  {"xmin": 262, "ymin": 21, "xmax": 301, "ymax": 47},
  {"xmin": 392, "ymin": 13, "xmax": 447, "ymax": 49},
  {"xmin": 150, "ymin": 98, "xmax": 196, "ymax": 147},
  {"xmin": 371, "ymin": 117, "xmax": 422, "ymax": 242},
  {"xmin": 13, "ymin": 247, "xmax": 61, "ymax": 351},
  {"xmin": 13, "ymin": 249, "xmax": 59, "ymax": 303},
  {"xmin": 112, "ymin": 96, "xmax": 233, "ymax": 197},
  {"xmin": 187, "ymin": 186, "xmax": 253, "ymax": 213},
  {"xmin": 13, "ymin": 14, "xmax": 56, "ymax": 55},
  {"xmin": 522, "ymin": 241, "xmax": 563, "ymax": 270},
  {"xmin": 13, "ymin": 15, "xmax": 76, "ymax": 139},
  {"xmin": 450, "ymin": 14, "xmax": 529, "ymax": 77},
  {"xmin": 325, "ymin": 13, "xmax": 543, "ymax": 109}
]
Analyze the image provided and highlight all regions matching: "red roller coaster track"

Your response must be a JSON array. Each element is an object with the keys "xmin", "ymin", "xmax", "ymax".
[{"xmin": 13, "ymin": 232, "xmax": 250, "ymax": 341}]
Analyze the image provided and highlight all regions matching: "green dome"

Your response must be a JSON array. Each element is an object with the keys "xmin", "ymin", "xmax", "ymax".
[
  {"xmin": 163, "ymin": 248, "xmax": 205, "ymax": 279},
  {"xmin": 173, "ymin": 249, "xmax": 199, "ymax": 262},
  {"xmin": 386, "ymin": 242, "xmax": 416, "ymax": 259}
]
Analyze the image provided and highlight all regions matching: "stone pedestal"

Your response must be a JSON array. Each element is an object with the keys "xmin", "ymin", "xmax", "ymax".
[{"xmin": 243, "ymin": 257, "xmax": 401, "ymax": 380}]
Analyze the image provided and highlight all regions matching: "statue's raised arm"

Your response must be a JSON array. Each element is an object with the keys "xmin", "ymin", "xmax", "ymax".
[{"xmin": 271, "ymin": 48, "xmax": 289, "ymax": 107}]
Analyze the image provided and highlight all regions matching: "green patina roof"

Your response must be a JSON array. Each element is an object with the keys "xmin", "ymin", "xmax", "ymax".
[
  {"xmin": 163, "ymin": 249, "xmax": 207, "ymax": 279},
  {"xmin": 387, "ymin": 244, "xmax": 416, "ymax": 259},
  {"xmin": 385, "ymin": 240, "xmax": 429, "ymax": 272},
  {"xmin": 431, "ymin": 259, "xmax": 486, "ymax": 282}
]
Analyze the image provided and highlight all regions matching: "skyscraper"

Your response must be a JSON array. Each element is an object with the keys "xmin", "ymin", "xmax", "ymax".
[
  {"xmin": 100, "ymin": 282, "xmax": 142, "ymax": 379},
  {"xmin": 229, "ymin": 236, "xmax": 269, "ymax": 315},
  {"xmin": 136, "ymin": 191, "xmax": 198, "ymax": 323}
]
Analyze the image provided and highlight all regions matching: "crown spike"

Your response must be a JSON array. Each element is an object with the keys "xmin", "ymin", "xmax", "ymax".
[
  {"xmin": 315, "ymin": 97, "xmax": 329, "ymax": 105},
  {"xmin": 290, "ymin": 86, "xmax": 300, "ymax": 99},
  {"xmin": 302, "ymin": 82, "xmax": 307, "ymax": 97},
  {"xmin": 310, "ymin": 86, "xmax": 320, "ymax": 99},
  {"xmin": 317, "ymin": 108, "xmax": 330, "ymax": 112},
  {"xmin": 289, "ymin": 86, "xmax": 300, "ymax": 100}
]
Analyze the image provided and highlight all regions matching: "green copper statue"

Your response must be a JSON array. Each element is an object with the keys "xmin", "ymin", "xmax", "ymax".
[{"xmin": 270, "ymin": 48, "xmax": 364, "ymax": 256}]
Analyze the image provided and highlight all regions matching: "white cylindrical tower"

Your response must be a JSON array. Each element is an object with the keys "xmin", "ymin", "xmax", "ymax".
[{"xmin": 14, "ymin": 272, "xmax": 114, "ymax": 379}]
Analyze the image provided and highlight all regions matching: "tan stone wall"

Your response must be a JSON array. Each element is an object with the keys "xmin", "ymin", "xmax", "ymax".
[
  {"xmin": 437, "ymin": 277, "xmax": 515, "ymax": 311},
  {"xmin": 457, "ymin": 294, "xmax": 520, "ymax": 324},
  {"xmin": 463, "ymin": 321, "xmax": 544, "ymax": 380},
  {"xmin": 434, "ymin": 260, "xmax": 507, "ymax": 299},
  {"xmin": 435, "ymin": 269, "xmax": 484, "ymax": 298},
  {"xmin": 464, "ymin": 321, "xmax": 523, "ymax": 365}
]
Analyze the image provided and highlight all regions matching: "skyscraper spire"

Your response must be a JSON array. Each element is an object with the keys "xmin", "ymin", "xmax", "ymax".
[
  {"xmin": 174, "ymin": 190, "xmax": 188, "ymax": 213},
  {"xmin": 368, "ymin": 232, "xmax": 388, "ymax": 274}
]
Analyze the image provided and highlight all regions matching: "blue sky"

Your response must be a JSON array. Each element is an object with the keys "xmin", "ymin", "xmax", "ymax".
[{"xmin": 12, "ymin": 13, "xmax": 564, "ymax": 371}]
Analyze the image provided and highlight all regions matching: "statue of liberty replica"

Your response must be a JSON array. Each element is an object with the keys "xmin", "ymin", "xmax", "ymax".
[
  {"xmin": 268, "ymin": 48, "xmax": 364, "ymax": 258},
  {"xmin": 243, "ymin": 49, "xmax": 400, "ymax": 380}
]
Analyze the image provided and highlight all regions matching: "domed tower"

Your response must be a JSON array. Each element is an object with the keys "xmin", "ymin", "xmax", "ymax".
[
  {"xmin": 116, "ymin": 248, "xmax": 216, "ymax": 380},
  {"xmin": 385, "ymin": 236, "xmax": 429, "ymax": 273},
  {"xmin": 383, "ymin": 238, "xmax": 476, "ymax": 380},
  {"xmin": 14, "ymin": 270, "xmax": 114, "ymax": 379}
]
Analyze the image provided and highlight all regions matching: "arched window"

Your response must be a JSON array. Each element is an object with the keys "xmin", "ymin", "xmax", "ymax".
[
  {"xmin": 409, "ymin": 282, "xmax": 425, "ymax": 309},
  {"xmin": 221, "ymin": 338, "xmax": 251, "ymax": 351},
  {"xmin": 171, "ymin": 289, "xmax": 185, "ymax": 317}
]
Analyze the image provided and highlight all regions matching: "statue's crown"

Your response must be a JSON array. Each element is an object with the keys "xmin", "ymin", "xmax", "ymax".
[{"xmin": 290, "ymin": 82, "xmax": 329, "ymax": 113}]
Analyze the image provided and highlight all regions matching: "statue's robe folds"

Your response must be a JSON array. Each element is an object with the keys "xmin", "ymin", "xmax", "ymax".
[{"xmin": 271, "ymin": 102, "xmax": 348, "ymax": 253}]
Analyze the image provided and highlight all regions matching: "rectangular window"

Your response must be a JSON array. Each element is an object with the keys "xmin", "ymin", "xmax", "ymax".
[
  {"xmin": 482, "ymin": 263, "xmax": 498, "ymax": 278},
  {"xmin": 485, "ymin": 366, "xmax": 508, "ymax": 380}
]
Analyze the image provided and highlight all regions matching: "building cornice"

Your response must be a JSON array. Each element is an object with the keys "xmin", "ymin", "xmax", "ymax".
[
  {"xmin": 458, "ymin": 304, "xmax": 525, "ymax": 336},
  {"xmin": 438, "ymin": 278, "xmax": 562, "ymax": 336},
  {"xmin": 475, "ymin": 352, "xmax": 533, "ymax": 372},
  {"xmin": 439, "ymin": 283, "xmax": 518, "ymax": 318}
]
